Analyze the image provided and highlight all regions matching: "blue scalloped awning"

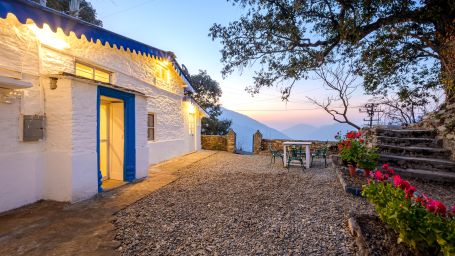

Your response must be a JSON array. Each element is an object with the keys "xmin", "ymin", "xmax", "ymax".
[{"xmin": 0, "ymin": 0, "xmax": 193, "ymax": 90}]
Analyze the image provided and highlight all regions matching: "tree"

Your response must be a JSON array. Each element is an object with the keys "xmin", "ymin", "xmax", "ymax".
[
  {"xmin": 33, "ymin": 0, "xmax": 102, "ymax": 26},
  {"xmin": 209, "ymin": 0, "xmax": 454, "ymax": 102},
  {"xmin": 307, "ymin": 63, "xmax": 361, "ymax": 130},
  {"xmin": 189, "ymin": 70, "xmax": 232, "ymax": 135},
  {"xmin": 375, "ymin": 87, "xmax": 442, "ymax": 126}
]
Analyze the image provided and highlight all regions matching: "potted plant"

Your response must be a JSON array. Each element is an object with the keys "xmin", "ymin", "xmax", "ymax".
[
  {"xmin": 358, "ymin": 146, "xmax": 379, "ymax": 177},
  {"xmin": 339, "ymin": 131, "xmax": 363, "ymax": 176}
]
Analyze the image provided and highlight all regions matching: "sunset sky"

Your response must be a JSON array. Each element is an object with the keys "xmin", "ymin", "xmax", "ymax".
[{"xmin": 91, "ymin": 0, "xmax": 369, "ymax": 130}]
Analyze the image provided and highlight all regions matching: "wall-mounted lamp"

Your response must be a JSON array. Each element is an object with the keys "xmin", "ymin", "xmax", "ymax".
[{"xmin": 49, "ymin": 77, "xmax": 58, "ymax": 90}]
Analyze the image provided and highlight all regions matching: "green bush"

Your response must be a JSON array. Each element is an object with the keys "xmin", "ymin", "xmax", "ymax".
[{"xmin": 363, "ymin": 168, "xmax": 455, "ymax": 255}]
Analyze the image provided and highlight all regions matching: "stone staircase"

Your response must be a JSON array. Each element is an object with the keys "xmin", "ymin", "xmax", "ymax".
[{"xmin": 370, "ymin": 128, "xmax": 455, "ymax": 183}]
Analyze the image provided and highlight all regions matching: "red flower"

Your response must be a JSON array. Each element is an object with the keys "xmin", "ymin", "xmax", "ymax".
[
  {"xmin": 416, "ymin": 196, "xmax": 426, "ymax": 206},
  {"xmin": 382, "ymin": 163, "xmax": 389, "ymax": 170},
  {"xmin": 387, "ymin": 168, "xmax": 395, "ymax": 176},
  {"xmin": 450, "ymin": 205, "xmax": 455, "ymax": 217},
  {"xmin": 374, "ymin": 171, "xmax": 383, "ymax": 181},
  {"xmin": 426, "ymin": 200, "xmax": 447, "ymax": 215},
  {"xmin": 405, "ymin": 186, "xmax": 416, "ymax": 199},
  {"xmin": 384, "ymin": 173, "xmax": 389, "ymax": 180},
  {"xmin": 346, "ymin": 132, "xmax": 356, "ymax": 139},
  {"xmin": 357, "ymin": 131, "xmax": 362, "ymax": 138},
  {"xmin": 359, "ymin": 139, "xmax": 365, "ymax": 143}
]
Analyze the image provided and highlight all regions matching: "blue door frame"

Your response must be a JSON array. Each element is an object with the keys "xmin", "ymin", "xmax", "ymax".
[{"xmin": 97, "ymin": 86, "xmax": 136, "ymax": 192}]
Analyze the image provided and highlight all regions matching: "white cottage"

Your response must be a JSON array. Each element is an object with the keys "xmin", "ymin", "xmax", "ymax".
[{"xmin": 0, "ymin": 0, "xmax": 207, "ymax": 212}]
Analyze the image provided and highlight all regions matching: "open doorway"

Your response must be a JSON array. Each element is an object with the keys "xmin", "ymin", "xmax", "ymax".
[
  {"xmin": 99, "ymin": 96, "xmax": 126, "ymax": 190},
  {"xmin": 97, "ymin": 86, "xmax": 136, "ymax": 192}
]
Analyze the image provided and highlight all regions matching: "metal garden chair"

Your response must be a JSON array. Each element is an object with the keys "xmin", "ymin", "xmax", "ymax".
[
  {"xmin": 311, "ymin": 144, "xmax": 328, "ymax": 167},
  {"xmin": 286, "ymin": 145, "xmax": 305, "ymax": 171},
  {"xmin": 269, "ymin": 144, "xmax": 284, "ymax": 164}
]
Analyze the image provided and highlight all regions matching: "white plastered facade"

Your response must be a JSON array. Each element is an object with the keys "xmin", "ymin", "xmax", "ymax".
[{"xmin": 0, "ymin": 14, "xmax": 203, "ymax": 213}]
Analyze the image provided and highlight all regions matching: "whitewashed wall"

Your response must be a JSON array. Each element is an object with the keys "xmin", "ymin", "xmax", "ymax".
[{"xmin": 0, "ymin": 14, "xmax": 202, "ymax": 212}]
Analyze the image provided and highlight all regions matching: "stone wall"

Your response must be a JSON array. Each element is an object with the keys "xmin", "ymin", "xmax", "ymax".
[
  {"xmin": 413, "ymin": 103, "xmax": 455, "ymax": 160},
  {"xmin": 201, "ymin": 135, "xmax": 227, "ymax": 151},
  {"xmin": 201, "ymin": 129, "xmax": 237, "ymax": 153},
  {"xmin": 260, "ymin": 139, "xmax": 338, "ymax": 155},
  {"xmin": 226, "ymin": 130, "xmax": 237, "ymax": 153},
  {"xmin": 252, "ymin": 130, "xmax": 263, "ymax": 154}
]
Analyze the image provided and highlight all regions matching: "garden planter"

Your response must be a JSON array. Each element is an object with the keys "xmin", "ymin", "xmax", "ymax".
[{"xmin": 348, "ymin": 164, "xmax": 357, "ymax": 177}]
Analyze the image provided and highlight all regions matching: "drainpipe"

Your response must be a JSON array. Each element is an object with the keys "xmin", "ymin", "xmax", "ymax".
[{"xmin": 69, "ymin": 0, "xmax": 81, "ymax": 17}]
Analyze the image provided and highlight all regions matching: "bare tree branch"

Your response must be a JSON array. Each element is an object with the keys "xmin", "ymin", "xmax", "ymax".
[{"xmin": 307, "ymin": 62, "xmax": 361, "ymax": 130}]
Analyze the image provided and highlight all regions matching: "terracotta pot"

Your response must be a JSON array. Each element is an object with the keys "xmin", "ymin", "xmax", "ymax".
[
  {"xmin": 364, "ymin": 169, "xmax": 371, "ymax": 177},
  {"xmin": 348, "ymin": 164, "xmax": 357, "ymax": 177}
]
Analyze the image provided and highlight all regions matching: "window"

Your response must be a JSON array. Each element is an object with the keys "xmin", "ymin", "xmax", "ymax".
[
  {"xmin": 188, "ymin": 113, "xmax": 195, "ymax": 136},
  {"xmin": 75, "ymin": 62, "xmax": 110, "ymax": 83},
  {"xmin": 147, "ymin": 113, "xmax": 155, "ymax": 141}
]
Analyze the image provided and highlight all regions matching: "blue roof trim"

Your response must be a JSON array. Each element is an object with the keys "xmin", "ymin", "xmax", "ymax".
[{"xmin": 0, "ymin": 0, "xmax": 194, "ymax": 90}]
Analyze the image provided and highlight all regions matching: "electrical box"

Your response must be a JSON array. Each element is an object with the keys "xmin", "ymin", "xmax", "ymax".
[{"xmin": 22, "ymin": 115, "xmax": 44, "ymax": 141}]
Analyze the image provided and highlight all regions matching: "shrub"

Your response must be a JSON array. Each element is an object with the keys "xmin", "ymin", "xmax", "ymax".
[{"xmin": 363, "ymin": 165, "xmax": 455, "ymax": 255}]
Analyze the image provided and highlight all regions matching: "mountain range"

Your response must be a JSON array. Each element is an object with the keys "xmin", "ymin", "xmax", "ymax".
[
  {"xmin": 220, "ymin": 108, "xmax": 290, "ymax": 152},
  {"xmin": 281, "ymin": 123, "xmax": 356, "ymax": 141},
  {"xmin": 220, "ymin": 108, "xmax": 358, "ymax": 152}
]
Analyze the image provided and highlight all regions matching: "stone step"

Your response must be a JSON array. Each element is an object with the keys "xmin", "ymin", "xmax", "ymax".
[
  {"xmin": 378, "ymin": 145, "xmax": 451, "ymax": 160},
  {"xmin": 379, "ymin": 154, "xmax": 455, "ymax": 173},
  {"xmin": 375, "ymin": 136, "xmax": 442, "ymax": 148},
  {"xmin": 375, "ymin": 128, "xmax": 436, "ymax": 139},
  {"xmin": 392, "ymin": 167, "xmax": 455, "ymax": 184}
]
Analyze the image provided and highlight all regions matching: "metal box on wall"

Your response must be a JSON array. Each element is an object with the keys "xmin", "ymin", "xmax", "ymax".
[{"xmin": 22, "ymin": 115, "xmax": 44, "ymax": 141}]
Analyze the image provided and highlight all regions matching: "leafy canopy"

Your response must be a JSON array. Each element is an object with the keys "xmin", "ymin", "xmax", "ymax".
[
  {"xmin": 190, "ymin": 70, "xmax": 232, "ymax": 135},
  {"xmin": 33, "ymin": 0, "xmax": 103, "ymax": 26},
  {"xmin": 210, "ymin": 0, "xmax": 455, "ymax": 99}
]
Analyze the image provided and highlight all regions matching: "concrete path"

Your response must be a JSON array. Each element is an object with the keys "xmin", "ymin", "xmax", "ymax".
[{"xmin": 0, "ymin": 150, "xmax": 217, "ymax": 256}]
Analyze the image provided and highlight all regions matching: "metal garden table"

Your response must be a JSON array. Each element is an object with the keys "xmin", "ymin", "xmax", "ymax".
[{"xmin": 282, "ymin": 141, "xmax": 312, "ymax": 169}]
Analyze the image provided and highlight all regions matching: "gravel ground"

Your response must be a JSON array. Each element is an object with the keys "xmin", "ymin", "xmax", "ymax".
[{"xmin": 114, "ymin": 152, "xmax": 374, "ymax": 255}]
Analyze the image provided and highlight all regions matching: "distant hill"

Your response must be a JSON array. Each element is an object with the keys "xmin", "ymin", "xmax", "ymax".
[
  {"xmin": 220, "ymin": 108, "xmax": 290, "ymax": 152},
  {"xmin": 282, "ymin": 123, "xmax": 356, "ymax": 141}
]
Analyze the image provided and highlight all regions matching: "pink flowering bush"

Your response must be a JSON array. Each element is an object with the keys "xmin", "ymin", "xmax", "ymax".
[{"xmin": 363, "ymin": 164, "xmax": 455, "ymax": 255}]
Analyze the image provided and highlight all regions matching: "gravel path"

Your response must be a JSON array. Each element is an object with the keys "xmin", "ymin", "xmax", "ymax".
[{"xmin": 115, "ymin": 152, "xmax": 373, "ymax": 255}]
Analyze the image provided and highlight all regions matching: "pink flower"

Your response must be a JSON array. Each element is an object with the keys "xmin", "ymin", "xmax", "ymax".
[
  {"xmin": 374, "ymin": 171, "xmax": 383, "ymax": 181},
  {"xmin": 382, "ymin": 163, "xmax": 389, "ymax": 170},
  {"xmin": 450, "ymin": 205, "xmax": 455, "ymax": 217},
  {"xmin": 384, "ymin": 173, "xmax": 389, "ymax": 180},
  {"xmin": 393, "ymin": 175, "xmax": 402, "ymax": 187},
  {"xmin": 426, "ymin": 200, "xmax": 447, "ymax": 215}
]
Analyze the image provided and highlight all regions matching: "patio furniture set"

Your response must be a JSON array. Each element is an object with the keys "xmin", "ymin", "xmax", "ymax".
[{"xmin": 269, "ymin": 141, "xmax": 328, "ymax": 170}]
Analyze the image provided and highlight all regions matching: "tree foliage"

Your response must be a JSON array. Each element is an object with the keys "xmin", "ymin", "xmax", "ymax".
[
  {"xmin": 33, "ymin": 0, "xmax": 102, "ymax": 26},
  {"xmin": 190, "ymin": 70, "xmax": 232, "ymax": 135},
  {"xmin": 210, "ymin": 0, "xmax": 455, "ymax": 101}
]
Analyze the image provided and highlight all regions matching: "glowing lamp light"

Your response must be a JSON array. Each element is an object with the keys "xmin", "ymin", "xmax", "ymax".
[
  {"xmin": 162, "ymin": 59, "xmax": 170, "ymax": 66},
  {"xmin": 188, "ymin": 103, "xmax": 196, "ymax": 114},
  {"xmin": 27, "ymin": 23, "xmax": 70, "ymax": 50}
]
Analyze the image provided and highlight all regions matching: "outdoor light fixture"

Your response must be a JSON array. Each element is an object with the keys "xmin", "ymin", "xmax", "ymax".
[
  {"xmin": 188, "ymin": 103, "xmax": 196, "ymax": 114},
  {"xmin": 162, "ymin": 59, "xmax": 170, "ymax": 66},
  {"xmin": 27, "ymin": 23, "xmax": 70, "ymax": 50},
  {"xmin": 49, "ymin": 77, "xmax": 58, "ymax": 90}
]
